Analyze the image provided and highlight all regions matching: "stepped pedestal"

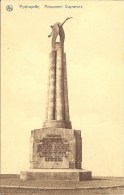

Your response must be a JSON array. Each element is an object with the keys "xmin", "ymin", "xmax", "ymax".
[
  {"xmin": 20, "ymin": 128, "xmax": 91, "ymax": 181},
  {"xmin": 20, "ymin": 169, "xmax": 91, "ymax": 181}
]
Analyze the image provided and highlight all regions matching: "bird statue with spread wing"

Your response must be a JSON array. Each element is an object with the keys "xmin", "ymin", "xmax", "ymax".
[{"xmin": 48, "ymin": 17, "xmax": 72, "ymax": 51}]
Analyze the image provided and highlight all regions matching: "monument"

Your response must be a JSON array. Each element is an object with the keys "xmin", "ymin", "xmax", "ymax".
[{"xmin": 20, "ymin": 18, "xmax": 92, "ymax": 181}]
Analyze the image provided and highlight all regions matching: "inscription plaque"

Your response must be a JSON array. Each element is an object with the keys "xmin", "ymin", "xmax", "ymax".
[{"xmin": 37, "ymin": 134, "xmax": 69, "ymax": 162}]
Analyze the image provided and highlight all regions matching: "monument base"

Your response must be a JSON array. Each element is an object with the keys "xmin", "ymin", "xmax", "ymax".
[
  {"xmin": 20, "ymin": 169, "xmax": 92, "ymax": 181},
  {"xmin": 30, "ymin": 128, "xmax": 82, "ymax": 169}
]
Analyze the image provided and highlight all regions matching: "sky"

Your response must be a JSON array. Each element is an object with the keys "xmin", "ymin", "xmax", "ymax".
[{"xmin": 1, "ymin": 0, "xmax": 124, "ymax": 176}]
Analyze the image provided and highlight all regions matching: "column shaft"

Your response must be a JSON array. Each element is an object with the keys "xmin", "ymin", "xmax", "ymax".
[
  {"xmin": 47, "ymin": 51, "xmax": 56, "ymax": 120},
  {"xmin": 63, "ymin": 53, "xmax": 70, "ymax": 121},
  {"xmin": 45, "ymin": 54, "xmax": 50, "ymax": 120},
  {"xmin": 56, "ymin": 46, "xmax": 64, "ymax": 120}
]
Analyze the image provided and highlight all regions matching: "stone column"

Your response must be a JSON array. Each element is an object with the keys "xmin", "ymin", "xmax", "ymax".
[
  {"xmin": 63, "ymin": 53, "xmax": 70, "ymax": 121},
  {"xmin": 43, "ymin": 42, "xmax": 72, "ymax": 129},
  {"xmin": 45, "ymin": 54, "xmax": 50, "ymax": 120},
  {"xmin": 47, "ymin": 51, "xmax": 56, "ymax": 120},
  {"xmin": 55, "ymin": 43, "xmax": 64, "ymax": 120}
]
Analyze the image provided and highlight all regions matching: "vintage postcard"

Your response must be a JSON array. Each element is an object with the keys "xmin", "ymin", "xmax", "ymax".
[{"xmin": 1, "ymin": 0, "xmax": 124, "ymax": 194}]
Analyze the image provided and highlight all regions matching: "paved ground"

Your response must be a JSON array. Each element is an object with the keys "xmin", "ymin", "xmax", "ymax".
[
  {"xmin": 0, "ymin": 175, "xmax": 124, "ymax": 195},
  {"xmin": 0, "ymin": 187, "xmax": 124, "ymax": 195},
  {"xmin": 1, "ymin": 187, "xmax": 124, "ymax": 195}
]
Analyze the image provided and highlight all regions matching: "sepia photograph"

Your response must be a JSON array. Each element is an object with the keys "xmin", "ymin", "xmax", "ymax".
[{"xmin": 1, "ymin": 0, "xmax": 124, "ymax": 194}]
